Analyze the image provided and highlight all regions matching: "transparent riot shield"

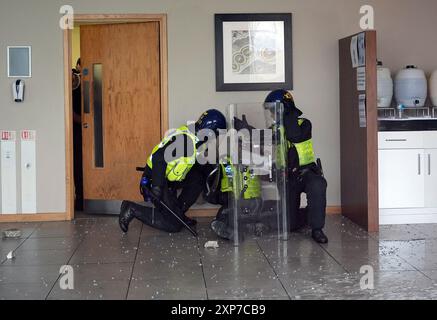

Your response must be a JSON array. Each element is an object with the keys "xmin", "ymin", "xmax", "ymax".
[{"xmin": 222, "ymin": 102, "xmax": 288, "ymax": 246}]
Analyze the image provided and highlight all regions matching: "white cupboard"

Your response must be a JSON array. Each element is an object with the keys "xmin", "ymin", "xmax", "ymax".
[
  {"xmin": 379, "ymin": 149, "xmax": 425, "ymax": 209},
  {"xmin": 425, "ymin": 148, "xmax": 437, "ymax": 208},
  {"xmin": 378, "ymin": 131, "xmax": 437, "ymax": 224}
]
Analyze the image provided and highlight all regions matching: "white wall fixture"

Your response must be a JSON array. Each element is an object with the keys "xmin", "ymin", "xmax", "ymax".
[
  {"xmin": 21, "ymin": 130, "xmax": 37, "ymax": 214},
  {"xmin": 7, "ymin": 46, "xmax": 32, "ymax": 78},
  {"xmin": 1, "ymin": 131, "xmax": 17, "ymax": 214},
  {"xmin": 12, "ymin": 79, "xmax": 25, "ymax": 102}
]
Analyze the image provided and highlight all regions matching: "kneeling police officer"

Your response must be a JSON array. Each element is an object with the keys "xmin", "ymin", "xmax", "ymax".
[
  {"xmin": 119, "ymin": 109, "xmax": 227, "ymax": 234},
  {"xmin": 265, "ymin": 90, "xmax": 328, "ymax": 244}
]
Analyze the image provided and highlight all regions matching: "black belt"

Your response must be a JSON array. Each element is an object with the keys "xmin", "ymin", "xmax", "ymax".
[{"xmin": 298, "ymin": 167, "xmax": 312, "ymax": 176}]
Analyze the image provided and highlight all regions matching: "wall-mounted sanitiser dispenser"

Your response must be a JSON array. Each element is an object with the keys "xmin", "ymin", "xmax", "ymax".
[{"xmin": 13, "ymin": 80, "xmax": 25, "ymax": 102}]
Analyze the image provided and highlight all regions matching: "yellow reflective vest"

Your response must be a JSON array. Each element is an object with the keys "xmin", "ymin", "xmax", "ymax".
[
  {"xmin": 293, "ymin": 119, "xmax": 316, "ymax": 167},
  {"xmin": 147, "ymin": 125, "xmax": 198, "ymax": 182},
  {"xmin": 277, "ymin": 119, "xmax": 316, "ymax": 168},
  {"xmin": 220, "ymin": 162, "xmax": 261, "ymax": 200}
]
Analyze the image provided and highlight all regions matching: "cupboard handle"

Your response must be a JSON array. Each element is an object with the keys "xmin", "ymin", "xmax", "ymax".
[
  {"xmin": 385, "ymin": 139, "xmax": 407, "ymax": 142},
  {"xmin": 418, "ymin": 154, "xmax": 421, "ymax": 175},
  {"xmin": 429, "ymin": 154, "xmax": 431, "ymax": 176}
]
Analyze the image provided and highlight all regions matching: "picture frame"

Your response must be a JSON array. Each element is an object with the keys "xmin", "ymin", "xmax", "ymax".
[
  {"xmin": 7, "ymin": 46, "xmax": 32, "ymax": 78},
  {"xmin": 215, "ymin": 13, "xmax": 292, "ymax": 92}
]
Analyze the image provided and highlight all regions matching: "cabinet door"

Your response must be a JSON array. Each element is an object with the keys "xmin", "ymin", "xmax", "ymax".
[
  {"xmin": 379, "ymin": 149, "xmax": 425, "ymax": 209},
  {"xmin": 425, "ymin": 149, "xmax": 437, "ymax": 207}
]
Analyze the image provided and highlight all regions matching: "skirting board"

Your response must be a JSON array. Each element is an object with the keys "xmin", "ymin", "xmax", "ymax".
[
  {"xmin": 0, "ymin": 207, "xmax": 342, "ymax": 223},
  {"xmin": 380, "ymin": 208, "xmax": 437, "ymax": 225},
  {"xmin": 0, "ymin": 213, "xmax": 68, "ymax": 223},
  {"xmin": 187, "ymin": 206, "xmax": 342, "ymax": 218},
  {"xmin": 380, "ymin": 214, "xmax": 437, "ymax": 225}
]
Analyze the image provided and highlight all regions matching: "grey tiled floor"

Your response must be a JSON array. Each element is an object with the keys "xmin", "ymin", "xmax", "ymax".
[{"xmin": 1, "ymin": 214, "xmax": 437, "ymax": 300}]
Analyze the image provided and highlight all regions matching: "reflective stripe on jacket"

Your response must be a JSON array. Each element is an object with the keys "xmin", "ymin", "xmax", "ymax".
[
  {"xmin": 292, "ymin": 119, "xmax": 316, "ymax": 167},
  {"xmin": 147, "ymin": 125, "xmax": 198, "ymax": 182},
  {"xmin": 220, "ymin": 163, "xmax": 261, "ymax": 200}
]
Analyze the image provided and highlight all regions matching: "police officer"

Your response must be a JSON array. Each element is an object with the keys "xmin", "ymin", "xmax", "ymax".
[
  {"xmin": 72, "ymin": 58, "xmax": 83, "ymax": 211},
  {"xmin": 119, "ymin": 109, "xmax": 227, "ymax": 234},
  {"xmin": 265, "ymin": 89, "xmax": 329, "ymax": 244},
  {"xmin": 209, "ymin": 160, "xmax": 263, "ymax": 240}
]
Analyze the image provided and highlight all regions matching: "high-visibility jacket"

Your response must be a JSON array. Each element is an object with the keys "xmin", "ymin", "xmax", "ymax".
[
  {"xmin": 146, "ymin": 125, "xmax": 198, "ymax": 182},
  {"xmin": 277, "ymin": 119, "xmax": 316, "ymax": 168},
  {"xmin": 292, "ymin": 119, "xmax": 316, "ymax": 167},
  {"xmin": 220, "ymin": 162, "xmax": 261, "ymax": 200}
]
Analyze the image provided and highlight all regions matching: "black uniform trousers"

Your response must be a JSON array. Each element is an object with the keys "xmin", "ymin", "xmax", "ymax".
[
  {"xmin": 130, "ymin": 164, "xmax": 206, "ymax": 233},
  {"xmin": 288, "ymin": 168, "xmax": 327, "ymax": 231}
]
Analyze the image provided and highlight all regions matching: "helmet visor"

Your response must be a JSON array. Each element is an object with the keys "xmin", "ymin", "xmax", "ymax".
[{"xmin": 263, "ymin": 102, "xmax": 284, "ymax": 128}]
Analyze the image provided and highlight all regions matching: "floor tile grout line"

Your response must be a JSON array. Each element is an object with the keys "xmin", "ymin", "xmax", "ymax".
[
  {"xmin": 44, "ymin": 224, "xmax": 90, "ymax": 300},
  {"xmin": 394, "ymin": 252, "xmax": 433, "ymax": 280},
  {"xmin": 255, "ymin": 239, "xmax": 292, "ymax": 300},
  {"xmin": 316, "ymin": 242, "xmax": 350, "ymax": 273},
  {"xmin": 357, "ymin": 223, "xmax": 436, "ymax": 277},
  {"xmin": 410, "ymin": 224, "xmax": 436, "ymax": 240},
  {"xmin": 125, "ymin": 223, "xmax": 144, "ymax": 300},
  {"xmin": 1, "ymin": 222, "xmax": 42, "ymax": 265},
  {"xmin": 196, "ymin": 236, "xmax": 210, "ymax": 300},
  {"xmin": 322, "ymin": 216, "xmax": 369, "ymax": 274}
]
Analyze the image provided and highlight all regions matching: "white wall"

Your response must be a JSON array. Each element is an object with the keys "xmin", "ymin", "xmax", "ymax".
[{"xmin": 1, "ymin": 0, "xmax": 436, "ymax": 212}]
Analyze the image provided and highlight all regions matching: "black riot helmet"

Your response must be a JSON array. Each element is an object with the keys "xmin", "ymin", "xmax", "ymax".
[{"xmin": 264, "ymin": 89, "xmax": 303, "ymax": 116}]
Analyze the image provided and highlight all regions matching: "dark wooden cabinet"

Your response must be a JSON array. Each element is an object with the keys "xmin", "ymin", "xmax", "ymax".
[{"xmin": 339, "ymin": 31, "xmax": 379, "ymax": 232}]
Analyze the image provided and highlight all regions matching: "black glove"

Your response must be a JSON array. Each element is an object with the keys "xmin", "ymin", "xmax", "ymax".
[
  {"xmin": 289, "ymin": 107, "xmax": 301, "ymax": 120},
  {"xmin": 233, "ymin": 115, "xmax": 255, "ymax": 131},
  {"xmin": 311, "ymin": 162, "xmax": 324, "ymax": 177},
  {"xmin": 151, "ymin": 185, "xmax": 163, "ymax": 200}
]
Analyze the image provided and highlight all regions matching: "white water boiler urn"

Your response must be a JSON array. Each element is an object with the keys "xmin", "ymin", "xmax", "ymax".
[
  {"xmin": 430, "ymin": 70, "xmax": 437, "ymax": 106},
  {"xmin": 394, "ymin": 65, "xmax": 427, "ymax": 107},
  {"xmin": 377, "ymin": 61, "xmax": 393, "ymax": 108}
]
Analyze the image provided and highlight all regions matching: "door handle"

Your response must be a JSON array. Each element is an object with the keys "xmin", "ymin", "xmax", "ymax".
[
  {"xmin": 386, "ymin": 139, "xmax": 407, "ymax": 142},
  {"xmin": 418, "ymin": 154, "xmax": 421, "ymax": 175},
  {"xmin": 429, "ymin": 154, "xmax": 431, "ymax": 176},
  {"xmin": 83, "ymin": 123, "xmax": 89, "ymax": 129}
]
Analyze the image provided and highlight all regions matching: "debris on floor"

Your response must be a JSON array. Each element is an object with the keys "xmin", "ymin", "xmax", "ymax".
[
  {"xmin": 2, "ymin": 228, "xmax": 22, "ymax": 239},
  {"xmin": 204, "ymin": 241, "xmax": 219, "ymax": 249},
  {"xmin": 6, "ymin": 251, "xmax": 16, "ymax": 260}
]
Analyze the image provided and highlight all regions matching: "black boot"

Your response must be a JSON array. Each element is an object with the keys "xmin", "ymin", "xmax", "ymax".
[
  {"xmin": 182, "ymin": 215, "xmax": 197, "ymax": 227},
  {"xmin": 119, "ymin": 201, "xmax": 135, "ymax": 233},
  {"xmin": 180, "ymin": 202, "xmax": 197, "ymax": 227},
  {"xmin": 312, "ymin": 229, "xmax": 328, "ymax": 244},
  {"xmin": 211, "ymin": 219, "xmax": 234, "ymax": 240}
]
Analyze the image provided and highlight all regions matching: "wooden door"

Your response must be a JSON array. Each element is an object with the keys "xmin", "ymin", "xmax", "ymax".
[
  {"xmin": 80, "ymin": 22, "xmax": 161, "ymax": 205},
  {"xmin": 339, "ymin": 31, "xmax": 378, "ymax": 232}
]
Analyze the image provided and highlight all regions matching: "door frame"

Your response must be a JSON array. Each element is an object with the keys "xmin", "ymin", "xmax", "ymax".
[{"xmin": 63, "ymin": 14, "xmax": 168, "ymax": 220}]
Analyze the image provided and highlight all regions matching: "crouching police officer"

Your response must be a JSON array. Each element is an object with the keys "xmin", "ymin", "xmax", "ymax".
[
  {"xmin": 265, "ymin": 90, "xmax": 328, "ymax": 244},
  {"xmin": 119, "ymin": 109, "xmax": 227, "ymax": 234},
  {"xmin": 209, "ymin": 160, "xmax": 263, "ymax": 240}
]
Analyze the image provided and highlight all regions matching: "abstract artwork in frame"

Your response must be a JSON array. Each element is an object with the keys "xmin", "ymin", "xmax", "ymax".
[{"xmin": 215, "ymin": 13, "xmax": 292, "ymax": 91}]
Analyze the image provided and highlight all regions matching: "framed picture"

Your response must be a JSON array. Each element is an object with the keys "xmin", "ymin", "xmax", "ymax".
[
  {"xmin": 215, "ymin": 13, "xmax": 292, "ymax": 92},
  {"xmin": 7, "ymin": 46, "xmax": 32, "ymax": 78}
]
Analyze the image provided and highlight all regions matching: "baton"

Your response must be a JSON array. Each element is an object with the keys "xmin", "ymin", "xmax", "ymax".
[{"xmin": 144, "ymin": 184, "xmax": 198, "ymax": 237}]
